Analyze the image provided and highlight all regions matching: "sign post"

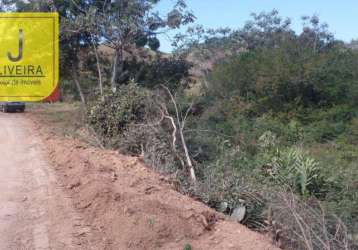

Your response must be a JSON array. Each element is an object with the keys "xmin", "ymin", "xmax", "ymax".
[{"xmin": 0, "ymin": 13, "xmax": 59, "ymax": 102}]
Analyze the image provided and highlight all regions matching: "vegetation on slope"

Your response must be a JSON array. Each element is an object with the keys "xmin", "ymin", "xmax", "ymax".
[
  {"xmin": 3, "ymin": 1, "xmax": 357, "ymax": 249},
  {"xmin": 87, "ymin": 11, "xmax": 358, "ymax": 249}
]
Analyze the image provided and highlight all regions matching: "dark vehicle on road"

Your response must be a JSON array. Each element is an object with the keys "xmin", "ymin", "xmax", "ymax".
[{"xmin": 1, "ymin": 102, "xmax": 26, "ymax": 113}]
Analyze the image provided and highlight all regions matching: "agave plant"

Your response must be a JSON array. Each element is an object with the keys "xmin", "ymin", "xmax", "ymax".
[
  {"xmin": 258, "ymin": 130, "xmax": 278, "ymax": 149},
  {"xmin": 270, "ymin": 147, "xmax": 319, "ymax": 197},
  {"xmin": 294, "ymin": 152, "xmax": 319, "ymax": 197}
]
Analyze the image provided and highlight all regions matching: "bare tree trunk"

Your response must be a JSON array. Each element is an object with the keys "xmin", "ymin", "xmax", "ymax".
[
  {"xmin": 110, "ymin": 42, "xmax": 130, "ymax": 91},
  {"xmin": 179, "ymin": 127, "xmax": 196, "ymax": 182},
  {"xmin": 110, "ymin": 49, "xmax": 120, "ymax": 92},
  {"xmin": 90, "ymin": 35, "xmax": 103, "ymax": 98},
  {"xmin": 72, "ymin": 66, "xmax": 86, "ymax": 104},
  {"xmin": 134, "ymin": 64, "xmax": 145, "ymax": 82}
]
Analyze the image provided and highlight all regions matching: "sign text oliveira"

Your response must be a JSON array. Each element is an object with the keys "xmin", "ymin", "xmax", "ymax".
[{"xmin": 0, "ymin": 13, "xmax": 59, "ymax": 102}]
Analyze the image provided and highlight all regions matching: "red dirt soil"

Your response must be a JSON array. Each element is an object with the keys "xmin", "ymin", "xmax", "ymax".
[{"xmin": 28, "ymin": 111, "xmax": 280, "ymax": 250}]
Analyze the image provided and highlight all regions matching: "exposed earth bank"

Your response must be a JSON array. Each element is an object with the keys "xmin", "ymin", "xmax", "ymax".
[{"xmin": 0, "ymin": 108, "xmax": 279, "ymax": 249}]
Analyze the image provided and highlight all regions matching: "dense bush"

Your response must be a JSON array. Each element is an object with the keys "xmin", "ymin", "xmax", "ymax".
[
  {"xmin": 88, "ymin": 83, "xmax": 152, "ymax": 144},
  {"xmin": 88, "ymin": 83, "xmax": 185, "ymax": 174},
  {"xmin": 207, "ymin": 46, "xmax": 358, "ymax": 115}
]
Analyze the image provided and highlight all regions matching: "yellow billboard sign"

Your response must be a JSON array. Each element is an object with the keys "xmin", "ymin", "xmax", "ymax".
[{"xmin": 0, "ymin": 13, "xmax": 59, "ymax": 102}]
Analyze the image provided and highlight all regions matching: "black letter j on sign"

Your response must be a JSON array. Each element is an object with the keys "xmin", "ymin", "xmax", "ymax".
[{"xmin": 7, "ymin": 29, "xmax": 23, "ymax": 62}]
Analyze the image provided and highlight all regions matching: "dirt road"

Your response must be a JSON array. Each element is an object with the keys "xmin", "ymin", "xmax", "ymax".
[
  {"xmin": 0, "ymin": 110, "xmax": 279, "ymax": 250},
  {"xmin": 0, "ymin": 113, "xmax": 84, "ymax": 249}
]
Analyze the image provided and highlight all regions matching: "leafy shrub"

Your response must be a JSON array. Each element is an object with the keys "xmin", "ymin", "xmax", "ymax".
[
  {"xmin": 303, "ymin": 105, "xmax": 357, "ymax": 143},
  {"xmin": 88, "ymin": 82, "xmax": 152, "ymax": 145},
  {"xmin": 183, "ymin": 243, "xmax": 192, "ymax": 250},
  {"xmin": 88, "ymin": 83, "xmax": 184, "ymax": 175}
]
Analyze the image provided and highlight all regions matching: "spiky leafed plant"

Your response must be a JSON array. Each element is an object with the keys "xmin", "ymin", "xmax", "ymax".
[{"xmin": 270, "ymin": 147, "xmax": 319, "ymax": 197}]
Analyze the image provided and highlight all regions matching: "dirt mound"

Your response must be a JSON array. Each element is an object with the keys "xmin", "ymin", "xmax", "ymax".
[{"xmin": 30, "ymin": 114, "xmax": 279, "ymax": 250}]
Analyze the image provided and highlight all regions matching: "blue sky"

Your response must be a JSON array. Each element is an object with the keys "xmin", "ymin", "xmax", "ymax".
[{"xmin": 155, "ymin": 0, "xmax": 358, "ymax": 52}]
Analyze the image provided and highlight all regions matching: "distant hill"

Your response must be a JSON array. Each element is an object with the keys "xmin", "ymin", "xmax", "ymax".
[{"xmin": 347, "ymin": 40, "xmax": 358, "ymax": 50}]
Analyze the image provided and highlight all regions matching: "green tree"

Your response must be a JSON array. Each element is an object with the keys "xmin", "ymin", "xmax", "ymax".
[
  {"xmin": 4, "ymin": 0, "xmax": 195, "ymax": 101},
  {"xmin": 67, "ymin": 0, "xmax": 195, "ymax": 91}
]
